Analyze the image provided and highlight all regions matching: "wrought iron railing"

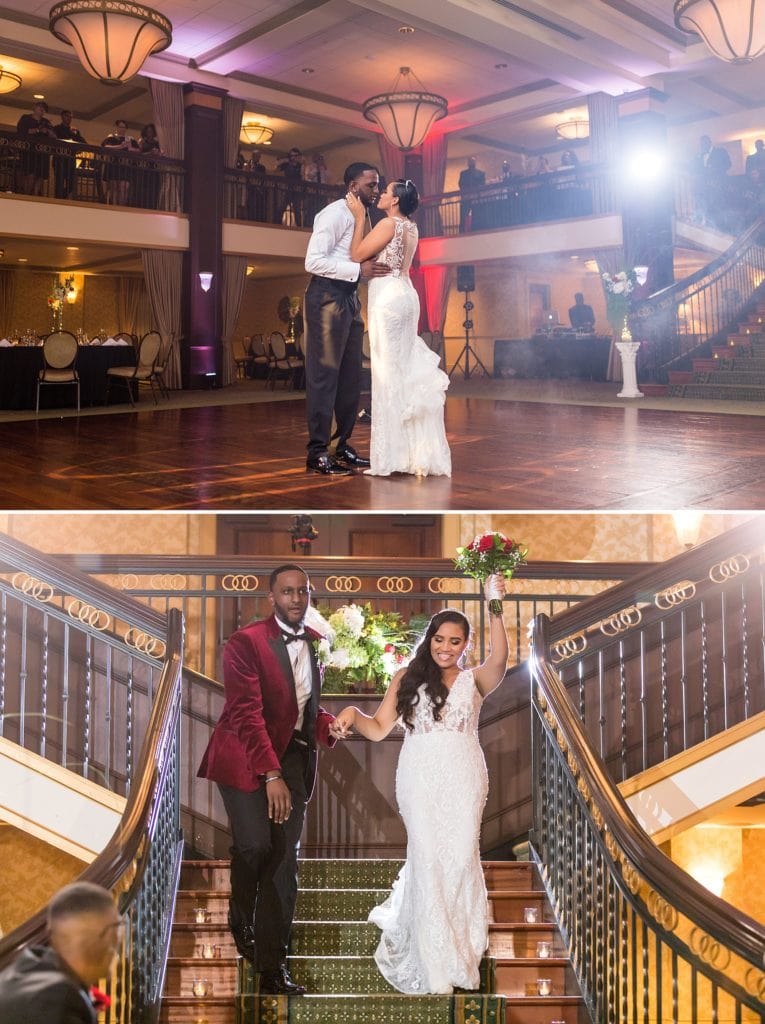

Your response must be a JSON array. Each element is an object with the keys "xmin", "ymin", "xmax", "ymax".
[
  {"xmin": 632, "ymin": 216, "xmax": 765, "ymax": 380},
  {"xmin": 0, "ymin": 607, "xmax": 184, "ymax": 1024},
  {"xmin": 529, "ymin": 609, "xmax": 765, "ymax": 1022},
  {"xmin": 536, "ymin": 516, "xmax": 765, "ymax": 785},
  {"xmin": 223, "ymin": 167, "xmax": 342, "ymax": 227},
  {"xmin": 0, "ymin": 131, "xmax": 185, "ymax": 212}
]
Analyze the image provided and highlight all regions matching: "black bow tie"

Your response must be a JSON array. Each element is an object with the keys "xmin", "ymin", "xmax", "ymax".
[{"xmin": 282, "ymin": 632, "xmax": 309, "ymax": 645}]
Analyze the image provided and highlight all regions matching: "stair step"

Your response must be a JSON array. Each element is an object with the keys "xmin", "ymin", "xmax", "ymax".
[
  {"xmin": 677, "ymin": 384, "xmax": 765, "ymax": 401},
  {"xmin": 160, "ymin": 995, "xmax": 235, "ymax": 1024},
  {"xmin": 695, "ymin": 371, "xmax": 765, "ymax": 385},
  {"xmin": 236, "ymin": 992, "xmax": 507, "ymax": 1023},
  {"xmin": 165, "ymin": 957, "xmax": 239, "ymax": 998},
  {"xmin": 295, "ymin": 887, "xmax": 389, "ymax": 920},
  {"xmin": 668, "ymin": 370, "xmax": 693, "ymax": 385},
  {"xmin": 290, "ymin": 920, "xmax": 379, "ymax": 956}
]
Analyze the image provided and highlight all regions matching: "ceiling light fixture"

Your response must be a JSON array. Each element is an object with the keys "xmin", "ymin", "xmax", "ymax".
[
  {"xmin": 363, "ymin": 66, "xmax": 447, "ymax": 152},
  {"xmin": 398, "ymin": 25, "xmax": 415, "ymax": 33},
  {"xmin": 49, "ymin": 0, "xmax": 172, "ymax": 85},
  {"xmin": 240, "ymin": 121, "xmax": 274, "ymax": 146},
  {"xmin": 555, "ymin": 119, "xmax": 589, "ymax": 140},
  {"xmin": 0, "ymin": 67, "xmax": 22, "ymax": 94},
  {"xmin": 674, "ymin": 0, "xmax": 765, "ymax": 62}
]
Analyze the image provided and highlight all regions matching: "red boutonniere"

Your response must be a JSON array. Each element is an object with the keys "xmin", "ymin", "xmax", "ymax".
[{"xmin": 89, "ymin": 986, "xmax": 111, "ymax": 1010}]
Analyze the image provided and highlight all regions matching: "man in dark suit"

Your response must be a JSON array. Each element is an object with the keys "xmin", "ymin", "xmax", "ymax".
[
  {"xmin": 458, "ymin": 156, "xmax": 486, "ymax": 232},
  {"xmin": 0, "ymin": 882, "xmax": 123, "ymax": 1023},
  {"xmin": 197, "ymin": 563, "xmax": 338, "ymax": 995}
]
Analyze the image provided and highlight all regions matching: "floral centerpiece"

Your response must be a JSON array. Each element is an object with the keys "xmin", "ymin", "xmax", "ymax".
[
  {"xmin": 454, "ymin": 532, "xmax": 528, "ymax": 615},
  {"xmin": 601, "ymin": 268, "xmax": 647, "ymax": 339},
  {"xmin": 313, "ymin": 602, "xmax": 414, "ymax": 693},
  {"xmin": 47, "ymin": 275, "xmax": 75, "ymax": 332},
  {"xmin": 287, "ymin": 295, "xmax": 302, "ymax": 341}
]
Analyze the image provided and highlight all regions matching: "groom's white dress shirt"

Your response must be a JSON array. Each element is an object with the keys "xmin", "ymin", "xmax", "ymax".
[
  {"xmin": 275, "ymin": 615, "xmax": 313, "ymax": 731},
  {"xmin": 305, "ymin": 199, "xmax": 361, "ymax": 282}
]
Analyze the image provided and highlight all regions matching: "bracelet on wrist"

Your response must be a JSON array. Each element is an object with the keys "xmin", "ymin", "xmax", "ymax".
[{"xmin": 264, "ymin": 774, "xmax": 282, "ymax": 783}]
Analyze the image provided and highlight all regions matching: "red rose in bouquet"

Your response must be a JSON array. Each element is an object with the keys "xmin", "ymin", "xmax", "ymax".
[
  {"xmin": 454, "ymin": 532, "xmax": 528, "ymax": 615},
  {"xmin": 90, "ymin": 987, "xmax": 111, "ymax": 1011}
]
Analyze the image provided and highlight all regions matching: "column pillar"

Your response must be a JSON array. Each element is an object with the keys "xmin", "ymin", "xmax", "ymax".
[{"xmin": 182, "ymin": 82, "xmax": 226, "ymax": 388}]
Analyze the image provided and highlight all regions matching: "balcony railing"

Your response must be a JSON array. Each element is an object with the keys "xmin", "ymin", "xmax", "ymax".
[
  {"xmin": 0, "ymin": 131, "xmax": 185, "ymax": 212},
  {"xmin": 223, "ymin": 167, "xmax": 343, "ymax": 227}
]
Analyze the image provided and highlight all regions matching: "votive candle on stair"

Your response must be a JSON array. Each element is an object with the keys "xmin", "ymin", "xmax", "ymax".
[
  {"xmin": 537, "ymin": 977, "xmax": 552, "ymax": 996},
  {"xmin": 537, "ymin": 940, "xmax": 552, "ymax": 958},
  {"xmin": 524, "ymin": 906, "xmax": 538, "ymax": 923},
  {"xmin": 199, "ymin": 943, "xmax": 219, "ymax": 959},
  {"xmin": 193, "ymin": 907, "xmax": 209, "ymax": 924},
  {"xmin": 191, "ymin": 979, "xmax": 210, "ymax": 997}
]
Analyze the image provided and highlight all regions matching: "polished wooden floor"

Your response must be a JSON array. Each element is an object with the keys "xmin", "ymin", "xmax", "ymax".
[{"xmin": 2, "ymin": 394, "xmax": 764, "ymax": 510}]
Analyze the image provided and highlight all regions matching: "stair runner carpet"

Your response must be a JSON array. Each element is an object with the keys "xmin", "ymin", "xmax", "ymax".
[
  {"xmin": 670, "ymin": 317, "xmax": 765, "ymax": 401},
  {"xmin": 162, "ymin": 857, "xmax": 586, "ymax": 1024}
]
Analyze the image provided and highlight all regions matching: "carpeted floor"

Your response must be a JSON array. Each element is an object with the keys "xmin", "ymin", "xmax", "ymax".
[{"xmin": 3, "ymin": 374, "xmax": 765, "ymax": 423}]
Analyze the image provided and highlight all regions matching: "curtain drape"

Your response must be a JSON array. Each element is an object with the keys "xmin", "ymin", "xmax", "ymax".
[
  {"xmin": 595, "ymin": 246, "xmax": 626, "ymax": 381},
  {"xmin": 376, "ymin": 137, "xmax": 406, "ymax": 182},
  {"xmin": 117, "ymin": 277, "xmax": 153, "ymax": 337},
  {"xmin": 0, "ymin": 269, "xmax": 17, "ymax": 338},
  {"xmin": 148, "ymin": 79, "xmax": 184, "ymax": 212},
  {"xmin": 423, "ymin": 265, "xmax": 451, "ymax": 336},
  {"xmin": 587, "ymin": 92, "xmax": 619, "ymax": 215},
  {"xmin": 221, "ymin": 255, "xmax": 248, "ymax": 386},
  {"xmin": 421, "ymin": 135, "xmax": 447, "ymax": 196},
  {"xmin": 141, "ymin": 249, "xmax": 183, "ymax": 388}
]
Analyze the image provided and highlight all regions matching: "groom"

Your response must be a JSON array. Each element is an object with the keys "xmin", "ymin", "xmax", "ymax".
[
  {"xmin": 197, "ymin": 564, "xmax": 338, "ymax": 995},
  {"xmin": 303, "ymin": 161, "xmax": 389, "ymax": 475}
]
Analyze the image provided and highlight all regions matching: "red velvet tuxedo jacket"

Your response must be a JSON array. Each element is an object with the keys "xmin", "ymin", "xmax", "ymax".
[{"xmin": 197, "ymin": 614, "xmax": 335, "ymax": 795}]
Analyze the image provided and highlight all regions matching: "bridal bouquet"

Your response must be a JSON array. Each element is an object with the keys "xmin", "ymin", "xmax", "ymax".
[{"xmin": 454, "ymin": 532, "xmax": 528, "ymax": 615}]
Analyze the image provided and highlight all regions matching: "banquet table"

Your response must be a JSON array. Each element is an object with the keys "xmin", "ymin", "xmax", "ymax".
[
  {"xmin": 493, "ymin": 335, "xmax": 612, "ymax": 381},
  {"xmin": 0, "ymin": 345, "xmax": 136, "ymax": 410}
]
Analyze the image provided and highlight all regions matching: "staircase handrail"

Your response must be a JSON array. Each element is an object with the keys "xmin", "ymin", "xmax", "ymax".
[
  {"xmin": 0, "ymin": 608, "xmax": 184, "ymax": 1020},
  {"xmin": 529, "ymin": 612, "xmax": 765, "ymax": 1016}
]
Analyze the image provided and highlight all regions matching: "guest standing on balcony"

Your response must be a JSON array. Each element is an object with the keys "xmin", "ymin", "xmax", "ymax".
[
  {"xmin": 17, "ymin": 100, "xmax": 56, "ymax": 196},
  {"xmin": 0, "ymin": 882, "xmax": 123, "ymax": 1023},
  {"xmin": 303, "ymin": 161, "xmax": 389, "ymax": 475},
  {"xmin": 101, "ymin": 119, "xmax": 139, "ymax": 206},
  {"xmin": 691, "ymin": 135, "xmax": 731, "ymax": 227},
  {"xmin": 246, "ymin": 148, "xmax": 268, "ymax": 222},
  {"xmin": 458, "ymin": 155, "xmax": 485, "ymax": 232},
  {"xmin": 197, "ymin": 564, "xmax": 340, "ymax": 995},
  {"xmin": 137, "ymin": 123, "xmax": 164, "ymax": 210},
  {"xmin": 276, "ymin": 146, "xmax": 304, "ymax": 225},
  {"xmin": 52, "ymin": 109, "xmax": 87, "ymax": 200},
  {"xmin": 304, "ymin": 152, "xmax": 331, "ymax": 225},
  {"xmin": 330, "ymin": 575, "xmax": 509, "ymax": 994}
]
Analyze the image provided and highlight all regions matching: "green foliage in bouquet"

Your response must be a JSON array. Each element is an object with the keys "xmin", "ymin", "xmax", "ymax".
[{"xmin": 317, "ymin": 602, "xmax": 415, "ymax": 693}]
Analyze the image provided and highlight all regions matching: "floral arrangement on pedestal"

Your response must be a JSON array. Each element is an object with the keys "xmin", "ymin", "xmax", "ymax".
[
  {"xmin": 287, "ymin": 296, "xmax": 302, "ymax": 341},
  {"xmin": 312, "ymin": 602, "xmax": 416, "ymax": 693},
  {"xmin": 601, "ymin": 267, "xmax": 648, "ymax": 340}
]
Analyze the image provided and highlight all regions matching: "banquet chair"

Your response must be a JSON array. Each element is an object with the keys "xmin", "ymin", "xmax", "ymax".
[
  {"xmin": 233, "ymin": 337, "xmax": 251, "ymax": 379},
  {"xmin": 36, "ymin": 331, "xmax": 79, "ymax": 413},
  {"xmin": 105, "ymin": 331, "xmax": 162, "ymax": 406},
  {"xmin": 267, "ymin": 331, "xmax": 299, "ymax": 388},
  {"xmin": 147, "ymin": 331, "xmax": 170, "ymax": 398},
  {"xmin": 290, "ymin": 332, "xmax": 306, "ymax": 389},
  {"xmin": 250, "ymin": 334, "xmax": 270, "ymax": 378},
  {"xmin": 114, "ymin": 332, "xmax": 133, "ymax": 346}
]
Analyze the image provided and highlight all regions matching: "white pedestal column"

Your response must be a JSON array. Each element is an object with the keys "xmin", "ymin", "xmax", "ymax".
[{"xmin": 616, "ymin": 341, "xmax": 644, "ymax": 398}]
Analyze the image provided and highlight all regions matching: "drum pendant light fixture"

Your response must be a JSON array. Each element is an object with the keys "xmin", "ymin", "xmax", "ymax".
[
  {"xmin": 49, "ymin": 0, "xmax": 173, "ymax": 84},
  {"xmin": 362, "ymin": 66, "xmax": 447, "ymax": 151}
]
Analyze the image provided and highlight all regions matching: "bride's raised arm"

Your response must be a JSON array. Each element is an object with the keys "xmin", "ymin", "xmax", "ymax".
[
  {"xmin": 473, "ymin": 574, "xmax": 510, "ymax": 697},
  {"xmin": 330, "ymin": 667, "xmax": 404, "ymax": 742},
  {"xmin": 346, "ymin": 192, "xmax": 396, "ymax": 263}
]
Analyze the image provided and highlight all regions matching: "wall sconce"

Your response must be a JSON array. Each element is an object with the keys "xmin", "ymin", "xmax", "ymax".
[
  {"xmin": 672, "ymin": 511, "xmax": 704, "ymax": 549},
  {"xmin": 634, "ymin": 265, "xmax": 649, "ymax": 285},
  {"xmin": 198, "ymin": 272, "xmax": 213, "ymax": 292},
  {"xmin": 66, "ymin": 284, "xmax": 77, "ymax": 304}
]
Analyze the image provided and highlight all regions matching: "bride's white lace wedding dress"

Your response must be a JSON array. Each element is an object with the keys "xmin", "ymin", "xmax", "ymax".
[
  {"xmin": 368, "ymin": 669, "xmax": 489, "ymax": 993},
  {"xmin": 366, "ymin": 217, "xmax": 452, "ymax": 477}
]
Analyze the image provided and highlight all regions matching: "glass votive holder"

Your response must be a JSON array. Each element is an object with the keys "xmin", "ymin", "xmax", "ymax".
[
  {"xmin": 524, "ymin": 906, "xmax": 538, "ymax": 923},
  {"xmin": 191, "ymin": 979, "xmax": 210, "ymax": 998},
  {"xmin": 537, "ymin": 977, "xmax": 552, "ymax": 996},
  {"xmin": 193, "ymin": 907, "xmax": 210, "ymax": 924},
  {"xmin": 198, "ymin": 943, "xmax": 219, "ymax": 960},
  {"xmin": 537, "ymin": 940, "xmax": 552, "ymax": 958}
]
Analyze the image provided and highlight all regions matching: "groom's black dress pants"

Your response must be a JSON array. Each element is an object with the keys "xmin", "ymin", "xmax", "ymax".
[
  {"xmin": 218, "ymin": 738, "xmax": 309, "ymax": 971},
  {"xmin": 304, "ymin": 275, "xmax": 363, "ymax": 459}
]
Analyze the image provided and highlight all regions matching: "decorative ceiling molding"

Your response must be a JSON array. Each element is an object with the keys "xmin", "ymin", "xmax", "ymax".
[
  {"xmin": 449, "ymin": 78, "xmax": 561, "ymax": 116},
  {"xmin": 193, "ymin": 0, "xmax": 332, "ymax": 69},
  {"xmin": 488, "ymin": 0, "xmax": 584, "ymax": 41},
  {"xmin": 598, "ymin": 0, "xmax": 689, "ymax": 45},
  {"xmin": 230, "ymin": 71, "xmax": 361, "ymax": 113},
  {"xmin": 690, "ymin": 75, "xmax": 761, "ymax": 109}
]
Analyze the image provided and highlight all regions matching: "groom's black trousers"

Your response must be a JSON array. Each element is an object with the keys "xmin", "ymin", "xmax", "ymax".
[
  {"xmin": 304, "ymin": 275, "xmax": 364, "ymax": 459},
  {"xmin": 218, "ymin": 739, "xmax": 308, "ymax": 971}
]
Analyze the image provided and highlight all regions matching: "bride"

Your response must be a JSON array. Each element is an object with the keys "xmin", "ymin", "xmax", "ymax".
[
  {"xmin": 346, "ymin": 180, "xmax": 451, "ymax": 477},
  {"xmin": 330, "ymin": 575, "xmax": 508, "ymax": 993}
]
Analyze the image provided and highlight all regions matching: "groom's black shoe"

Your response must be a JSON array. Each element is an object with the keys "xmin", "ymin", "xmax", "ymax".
[
  {"xmin": 259, "ymin": 965, "xmax": 306, "ymax": 995},
  {"xmin": 335, "ymin": 444, "xmax": 370, "ymax": 468},
  {"xmin": 228, "ymin": 908, "xmax": 256, "ymax": 963},
  {"xmin": 306, "ymin": 453, "xmax": 353, "ymax": 476}
]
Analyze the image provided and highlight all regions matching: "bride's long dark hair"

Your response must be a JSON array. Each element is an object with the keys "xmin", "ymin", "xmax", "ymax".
[{"xmin": 396, "ymin": 610, "xmax": 470, "ymax": 730}]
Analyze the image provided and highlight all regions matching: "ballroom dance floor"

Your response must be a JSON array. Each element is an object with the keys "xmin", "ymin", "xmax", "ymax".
[{"xmin": 2, "ymin": 393, "xmax": 764, "ymax": 510}]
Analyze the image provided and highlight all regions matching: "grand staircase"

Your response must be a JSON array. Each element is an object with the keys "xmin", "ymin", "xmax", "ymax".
[
  {"xmin": 161, "ymin": 858, "xmax": 587, "ymax": 1024},
  {"xmin": 665, "ymin": 305, "xmax": 765, "ymax": 402}
]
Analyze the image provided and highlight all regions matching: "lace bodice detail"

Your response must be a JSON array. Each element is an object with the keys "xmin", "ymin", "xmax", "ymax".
[
  {"xmin": 407, "ymin": 670, "xmax": 482, "ymax": 736},
  {"xmin": 377, "ymin": 218, "xmax": 418, "ymax": 278}
]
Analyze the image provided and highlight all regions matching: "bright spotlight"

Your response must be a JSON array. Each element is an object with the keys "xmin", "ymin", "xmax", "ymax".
[{"xmin": 622, "ymin": 149, "xmax": 668, "ymax": 185}]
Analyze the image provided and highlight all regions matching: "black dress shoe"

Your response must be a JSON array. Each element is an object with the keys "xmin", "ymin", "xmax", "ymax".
[
  {"xmin": 259, "ymin": 965, "xmax": 306, "ymax": 995},
  {"xmin": 306, "ymin": 454, "xmax": 353, "ymax": 475},
  {"xmin": 228, "ymin": 909, "xmax": 256, "ymax": 963},
  {"xmin": 335, "ymin": 445, "xmax": 370, "ymax": 468}
]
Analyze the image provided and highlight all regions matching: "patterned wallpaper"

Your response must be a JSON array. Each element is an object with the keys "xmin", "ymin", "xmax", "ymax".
[
  {"xmin": 5, "ymin": 271, "xmax": 138, "ymax": 338},
  {"xmin": 0, "ymin": 823, "xmax": 83, "ymax": 935},
  {"xmin": 1, "ymin": 513, "xmax": 216, "ymax": 555}
]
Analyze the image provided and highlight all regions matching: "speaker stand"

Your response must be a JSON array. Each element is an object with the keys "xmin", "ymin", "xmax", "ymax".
[{"xmin": 448, "ymin": 288, "xmax": 490, "ymax": 380}]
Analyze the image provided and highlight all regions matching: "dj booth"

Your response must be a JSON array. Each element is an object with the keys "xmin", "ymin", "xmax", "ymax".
[{"xmin": 493, "ymin": 330, "xmax": 611, "ymax": 381}]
